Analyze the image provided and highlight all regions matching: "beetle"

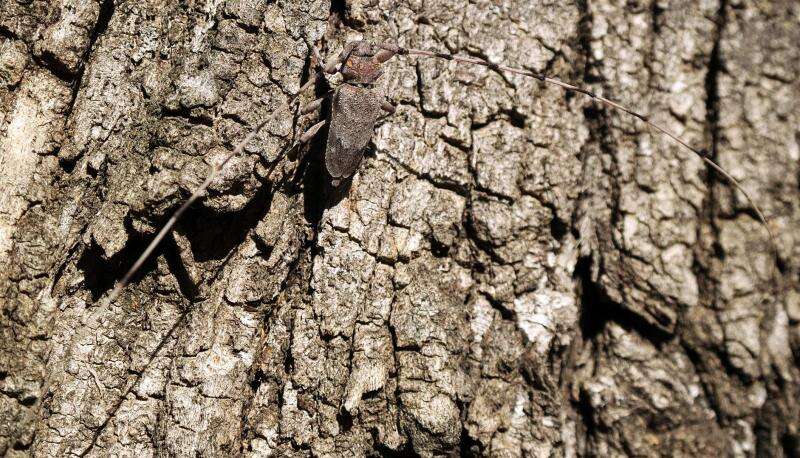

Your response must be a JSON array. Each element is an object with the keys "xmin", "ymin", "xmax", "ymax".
[
  {"xmin": 103, "ymin": 39, "xmax": 774, "ymax": 305},
  {"xmin": 298, "ymin": 41, "xmax": 398, "ymax": 187}
]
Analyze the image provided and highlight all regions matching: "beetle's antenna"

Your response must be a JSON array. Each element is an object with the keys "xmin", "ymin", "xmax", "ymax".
[
  {"xmin": 103, "ymin": 73, "xmax": 321, "ymax": 307},
  {"xmin": 387, "ymin": 45, "xmax": 775, "ymax": 248}
]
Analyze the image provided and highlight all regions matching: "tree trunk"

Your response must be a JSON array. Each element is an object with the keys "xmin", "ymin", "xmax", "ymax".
[{"xmin": 1, "ymin": 0, "xmax": 798, "ymax": 456}]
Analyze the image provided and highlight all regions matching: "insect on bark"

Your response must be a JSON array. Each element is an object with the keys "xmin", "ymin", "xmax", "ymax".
[
  {"xmin": 103, "ymin": 39, "xmax": 775, "ymax": 305},
  {"xmin": 303, "ymin": 41, "xmax": 398, "ymax": 187}
]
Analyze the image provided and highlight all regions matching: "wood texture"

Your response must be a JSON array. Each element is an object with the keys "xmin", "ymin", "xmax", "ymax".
[{"xmin": 1, "ymin": 0, "xmax": 798, "ymax": 455}]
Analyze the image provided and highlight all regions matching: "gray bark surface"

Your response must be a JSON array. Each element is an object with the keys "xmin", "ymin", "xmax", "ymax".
[{"xmin": 1, "ymin": 0, "xmax": 798, "ymax": 456}]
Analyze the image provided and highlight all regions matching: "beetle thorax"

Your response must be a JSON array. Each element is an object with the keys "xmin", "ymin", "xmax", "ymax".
[{"xmin": 339, "ymin": 41, "xmax": 384, "ymax": 84}]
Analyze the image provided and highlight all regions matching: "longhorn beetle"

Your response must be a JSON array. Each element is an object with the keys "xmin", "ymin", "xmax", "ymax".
[{"xmin": 102, "ymin": 39, "xmax": 775, "ymax": 305}]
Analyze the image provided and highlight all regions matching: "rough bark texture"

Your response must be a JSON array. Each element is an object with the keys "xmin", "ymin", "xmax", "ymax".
[{"xmin": 1, "ymin": 0, "xmax": 799, "ymax": 456}]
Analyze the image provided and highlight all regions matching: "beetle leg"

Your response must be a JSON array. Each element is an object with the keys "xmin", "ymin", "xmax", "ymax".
[
  {"xmin": 301, "ymin": 97, "xmax": 327, "ymax": 115},
  {"xmin": 375, "ymin": 42, "xmax": 401, "ymax": 62},
  {"xmin": 288, "ymin": 120, "xmax": 327, "ymax": 161},
  {"xmin": 311, "ymin": 43, "xmax": 345, "ymax": 75},
  {"xmin": 380, "ymin": 99, "xmax": 396, "ymax": 114},
  {"xmin": 300, "ymin": 120, "xmax": 326, "ymax": 143}
]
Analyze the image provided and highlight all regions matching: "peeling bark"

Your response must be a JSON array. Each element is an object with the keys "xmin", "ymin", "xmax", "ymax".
[{"xmin": 1, "ymin": 0, "xmax": 798, "ymax": 456}]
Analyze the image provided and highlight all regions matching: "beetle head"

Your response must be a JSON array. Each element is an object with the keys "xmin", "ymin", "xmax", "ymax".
[{"xmin": 328, "ymin": 41, "xmax": 398, "ymax": 84}]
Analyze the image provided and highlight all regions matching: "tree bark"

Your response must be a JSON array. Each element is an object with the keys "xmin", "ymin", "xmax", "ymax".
[{"xmin": 1, "ymin": 0, "xmax": 798, "ymax": 456}]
